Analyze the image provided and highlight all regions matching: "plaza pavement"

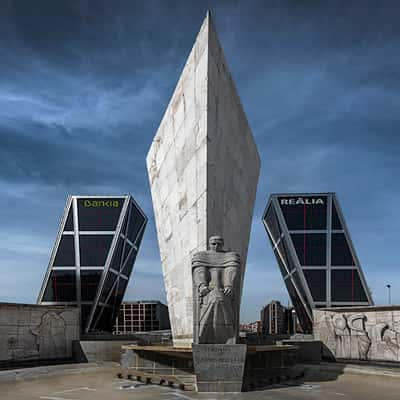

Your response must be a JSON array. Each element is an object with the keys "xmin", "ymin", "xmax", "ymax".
[{"xmin": 0, "ymin": 363, "xmax": 398, "ymax": 400}]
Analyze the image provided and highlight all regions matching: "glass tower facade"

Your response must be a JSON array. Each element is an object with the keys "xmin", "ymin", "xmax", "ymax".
[
  {"xmin": 262, "ymin": 193, "xmax": 373, "ymax": 332},
  {"xmin": 37, "ymin": 195, "xmax": 147, "ymax": 333}
]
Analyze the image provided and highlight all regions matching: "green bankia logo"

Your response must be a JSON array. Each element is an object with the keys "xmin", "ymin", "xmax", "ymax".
[{"xmin": 84, "ymin": 199, "xmax": 119, "ymax": 207}]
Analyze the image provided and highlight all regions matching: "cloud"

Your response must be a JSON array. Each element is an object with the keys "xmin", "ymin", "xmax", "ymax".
[{"xmin": 0, "ymin": 0, "xmax": 399, "ymax": 320}]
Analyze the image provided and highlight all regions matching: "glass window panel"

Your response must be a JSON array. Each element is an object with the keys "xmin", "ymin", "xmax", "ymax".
[
  {"xmin": 331, "ymin": 201, "xmax": 343, "ymax": 230},
  {"xmin": 331, "ymin": 269, "xmax": 368, "ymax": 302},
  {"xmin": 89, "ymin": 306, "xmax": 103, "ymax": 331},
  {"xmin": 81, "ymin": 270, "xmax": 102, "ymax": 301},
  {"xmin": 115, "ymin": 278, "xmax": 128, "ymax": 307},
  {"xmin": 99, "ymin": 272, "xmax": 118, "ymax": 303},
  {"xmin": 284, "ymin": 278, "xmax": 313, "ymax": 333},
  {"xmin": 279, "ymin": 196, "xmax": 327, "ymax": 230},
  {"xmin": 80, "ymin": 304, "xmax": 93, "ymax": 331},
  {"xmin": 127, "ymin": 204, "xmax": 145, "ymax": 243},
  {"xmin": 64, "ymin": 206, "xmax": 73, "ymax": 231},
  {"xmin": 79, "ymin": 235, "xmax": 113, "ymax": 266},
  {"xmin": 291, "ymin": 272, "xmax": 311, "ymax": 308},
  {"xmin": 43, "ymin": 270, "xmax": 76, "ymax": 302},
  {"xmin": 54, "ymin": 235, "xmax": 75, "ymax": 266},
  {"xmin": 121, "ymin": 213, "xmax": 128, "ymax": 236},
  {"xmin": 303, "ymin": 269, "xmax": 326, "ymax": 302},
  {"xmin": 291, "ymin": 233, "xmax": 326, "ymax": 266},
  {"xmin": 95, "ymin": 306, "xmax": 115, "ymax": 332},
  {"xmin": 77, "ymin": 198, "xmax": 123, "ymax": 231},
  {"xmin": 110, "ymin": 237, "xmax": 124, "ymax": 271},
  {"xmin": 331, "ymin": 233, "xmax": 354, "ymax": 266},
  {"xmin": 264, "ymin": 205, "xmax": 282, "ymax": 244},
  {"xmin": 121, "ymin": 246, "xmax": 137, "ymax": 278}
]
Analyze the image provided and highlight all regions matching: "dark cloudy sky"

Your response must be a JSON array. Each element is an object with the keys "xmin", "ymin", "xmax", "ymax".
[{"xmin": 1, "ymin": 0, "xmax": 399, "ymax": 321}]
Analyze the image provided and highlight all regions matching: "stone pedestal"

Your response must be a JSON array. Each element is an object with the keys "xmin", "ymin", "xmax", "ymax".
[{"xmin": 192, "ymin": 344, "xmax": 246, "ymax": 392}]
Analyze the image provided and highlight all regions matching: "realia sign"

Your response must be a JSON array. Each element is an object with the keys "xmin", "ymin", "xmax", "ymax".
[{"xmin": 280, "ymin": 197, "xmax": 324, "ymax": 205}]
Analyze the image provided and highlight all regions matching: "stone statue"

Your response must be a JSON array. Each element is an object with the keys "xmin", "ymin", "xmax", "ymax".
[{"xmin": 192, "ymin": 236, "xmax": 241, "ymax": 344}]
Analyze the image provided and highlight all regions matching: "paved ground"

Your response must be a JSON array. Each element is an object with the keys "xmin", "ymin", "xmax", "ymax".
[{"xmin": 0, "ymin": 366, "xmax": 398, "ymax": 400}]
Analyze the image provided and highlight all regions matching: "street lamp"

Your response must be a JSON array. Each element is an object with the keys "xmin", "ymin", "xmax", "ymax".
[{"xmin": 386, "ymin": 284, "xmax": 392, "ymax": 305}]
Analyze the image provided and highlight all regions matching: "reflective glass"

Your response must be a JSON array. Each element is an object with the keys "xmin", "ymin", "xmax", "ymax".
[
  {"xmin": 122, "ymin": 226, "xmax": 145, "ymax": 276},
  {"xmin": 115, "ymin": 278, "xmax": 128, "ymax": 306},
  {"xmin": 79, "ymin": 235, "xmax": 113, "ymax": 266},
  {"xmin": 331, "ymin": 269, "xmax": 368, "ymax": 302},
  {"xmin": 121, "ymin": 246, "xmax": 137, "ymax": 277},
  {"xmin": 99, "ymin": 271, "xmax": 118, "ymax": 303},
  {"xmin": 110, "ymin": 237, "xmax": 124, "ymax": 271},
  {"xmin": 54, "ymin": 235, "xmax": 75, "ymax": 266},
  {"xmin": 291, "ymin": 272, "xmax": 311, "ymax": 308},
  {"xmin": 284, "ymin": 277, "xmax": 312, "ymax": 333},
  {"xmin": 264, "ymin": 205, "xmax": 282, "ymax": 244},
  {"xmin": 64, "ymin": 206, "xmax": 73, "ymax": 231},
  {"xmin": 278, "ymin": 196, "xmax": 327, "ymax": 230},
  {"xmin": 331, "ymin": 201, "xmax": 343, "ymax": 230},
  {"xmin": 77, "ymin": 198, "xmax": 123, "ymax": 231},
  {"xmin": 303, "ymin": 269, "xmax": 326, "ymax": 302},
  {"xmin": 81, "ymin": 270, "xmax": 102, "ymax": 301},
  {"xmin": 127, "ymin": 204, "xmax": 145, "ymax": 243},
  {"xmin": 331, "ymin": 233, "xmax": 354, "ymax": 266},
  {"xmin": 43, "ymin": 270, "xmax": 76, "ymax": 302},
  {"xmin": 291, "ymin": 233, "xmax": 326, "ymax": 266},
  {"xmin": 80, "ymin": 304, "xmax": 93, "ymax": 331},
  {"xmin": 95, "ymin": 306, "xmax": 115, "ymax": 332}
]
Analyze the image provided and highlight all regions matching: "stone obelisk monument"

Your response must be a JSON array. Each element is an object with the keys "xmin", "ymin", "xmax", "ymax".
[{"xmin": 146, "ymin": 11, "xmax": 260, "ymax": 348}]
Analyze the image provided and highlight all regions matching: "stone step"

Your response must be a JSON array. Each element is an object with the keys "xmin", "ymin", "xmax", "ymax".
[{"xmin": 117, "ymin": 370, "xmax": 196, "ymax": 391}]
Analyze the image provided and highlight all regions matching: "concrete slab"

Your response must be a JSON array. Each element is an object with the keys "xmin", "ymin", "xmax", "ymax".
[{"xmin": 1, "ymin": 364, "xmax": 400, "ymax": 399}]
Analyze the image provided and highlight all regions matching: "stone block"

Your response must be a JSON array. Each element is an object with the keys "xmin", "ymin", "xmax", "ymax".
[
  {"xmin": 0, "ymin": 303, "xmax": 79, "ymax": 364},
  {"xmin": 146, "ymin": 12, "xmax": 260, "ymax": 347},
  {"xmin": 192, "ymin": 344, "xmax": 246, "ymax": 392},
  {"xmin": 314, "ymin": 306, "xmax": 400, "ymax": 363}
]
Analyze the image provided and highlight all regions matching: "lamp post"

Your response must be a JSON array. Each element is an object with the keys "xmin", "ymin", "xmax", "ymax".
[{"xmin": 386, "ymin": 284, "xmax": 392, "ymax": 305}]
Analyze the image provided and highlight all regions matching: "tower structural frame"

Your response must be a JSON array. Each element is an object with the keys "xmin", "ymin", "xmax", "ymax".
[
  {"xmin": 262, "ymin": 192, "xmax": 373, "ymax": 332},
  {"xmin": 37, "ymin": 194, "xmax": 147, "ymax": 333}
]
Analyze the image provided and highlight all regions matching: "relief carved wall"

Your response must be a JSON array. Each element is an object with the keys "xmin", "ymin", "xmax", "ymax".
[
  {"xmin": 0, "ymin": 304, "xmax": 79, "ymax": 363},
  {"xmin": 314, "ymin": 308, "xmax": 400, "ymax": 362}
]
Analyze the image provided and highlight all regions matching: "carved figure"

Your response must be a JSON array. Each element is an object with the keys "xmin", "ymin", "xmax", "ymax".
[
  {"xmin": 192, "ymin": 236, "xmax": 240, "ymax": 344},
  {"xmin": 332, "ymin": 314, "xmax": 351, "ymax": 358},
  {"xmin": 31, "ymin": 312, "xmax": 67, "ymax": 359},
  {"xmin": 347, "ymin": 314, "xmax": 371, "ymax": 360}
]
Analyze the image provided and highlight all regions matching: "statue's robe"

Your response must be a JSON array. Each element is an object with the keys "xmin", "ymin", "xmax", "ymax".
[{"xmin": 192, "ymin": 251, "xmax": 240, "ymax": 344}]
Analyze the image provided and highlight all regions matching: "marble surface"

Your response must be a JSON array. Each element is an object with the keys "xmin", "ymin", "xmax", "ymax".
[
  {"xmin": 314, "ymin": 307, "xmax": 400, "ymax": 362},
  {"xmin": 0, "ymin": 303, "xmax": 79, "ymax": 363},
  {"xmin": 192, "ymin": 236, "xmax": 240, "ymax": 344},
  {"xmin": 146, "ymin": 12, "xmax": 260, "ymax": 347}
]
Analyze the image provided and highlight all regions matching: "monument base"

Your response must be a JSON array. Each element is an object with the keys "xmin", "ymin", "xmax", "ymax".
[
  {"xmin": 192, "ymin": 344, "xmax": 246, "ymax": 392},
  {"xmin": 119, "ymin": 343, "xmax": 299, "ymax": 392}
]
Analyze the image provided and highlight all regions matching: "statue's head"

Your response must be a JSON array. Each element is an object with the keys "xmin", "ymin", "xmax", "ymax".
[{"xmin": 209, "ymin": 236, "xmax": 224, "ymax": 252}]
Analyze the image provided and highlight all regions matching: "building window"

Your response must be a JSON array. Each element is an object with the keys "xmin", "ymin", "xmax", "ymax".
[
  {"xmin": 279, "ymin": 196, "xmax": 327, "ymax": 230},
  {"xmin": 43, "ymin": 270, "xmax": 76, "ymax": 302},
  {"xmin": 291, "ymin": 233, "xmax": 326, "ymax": 266},
  {"xmin": 303, "ymin": 269, "xmax": 326, "ymax": 302},
  {"xmin": 77, "ymin": 198, "xmax": 123, "ymax": 231},
  {"xmin": 81, "ymin": 270, "xmax": 102, "ymax": 301},
  {"xmin": 331, "ymin": 233, "xmax": 354, "ymax": 266},
  {"xmin": 54, "ymin": 235, "xmax": 75, "ymax": 266},
  {"xmin": 331, "ymin": 269, "xmax": 368, "ymax": 302},
  {"xmin": 79, "ymin": 235, "xmax": 113, "ymax": 266}
]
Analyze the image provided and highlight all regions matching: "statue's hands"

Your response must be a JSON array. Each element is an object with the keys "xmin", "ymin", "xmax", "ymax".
[
  {"xmin": 223, "ymin": 286, "xmax": 233, "ymax": 297},
  {"xmin": 199, "ymin": 284, "xmax": 210, "ymax": 297}
]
